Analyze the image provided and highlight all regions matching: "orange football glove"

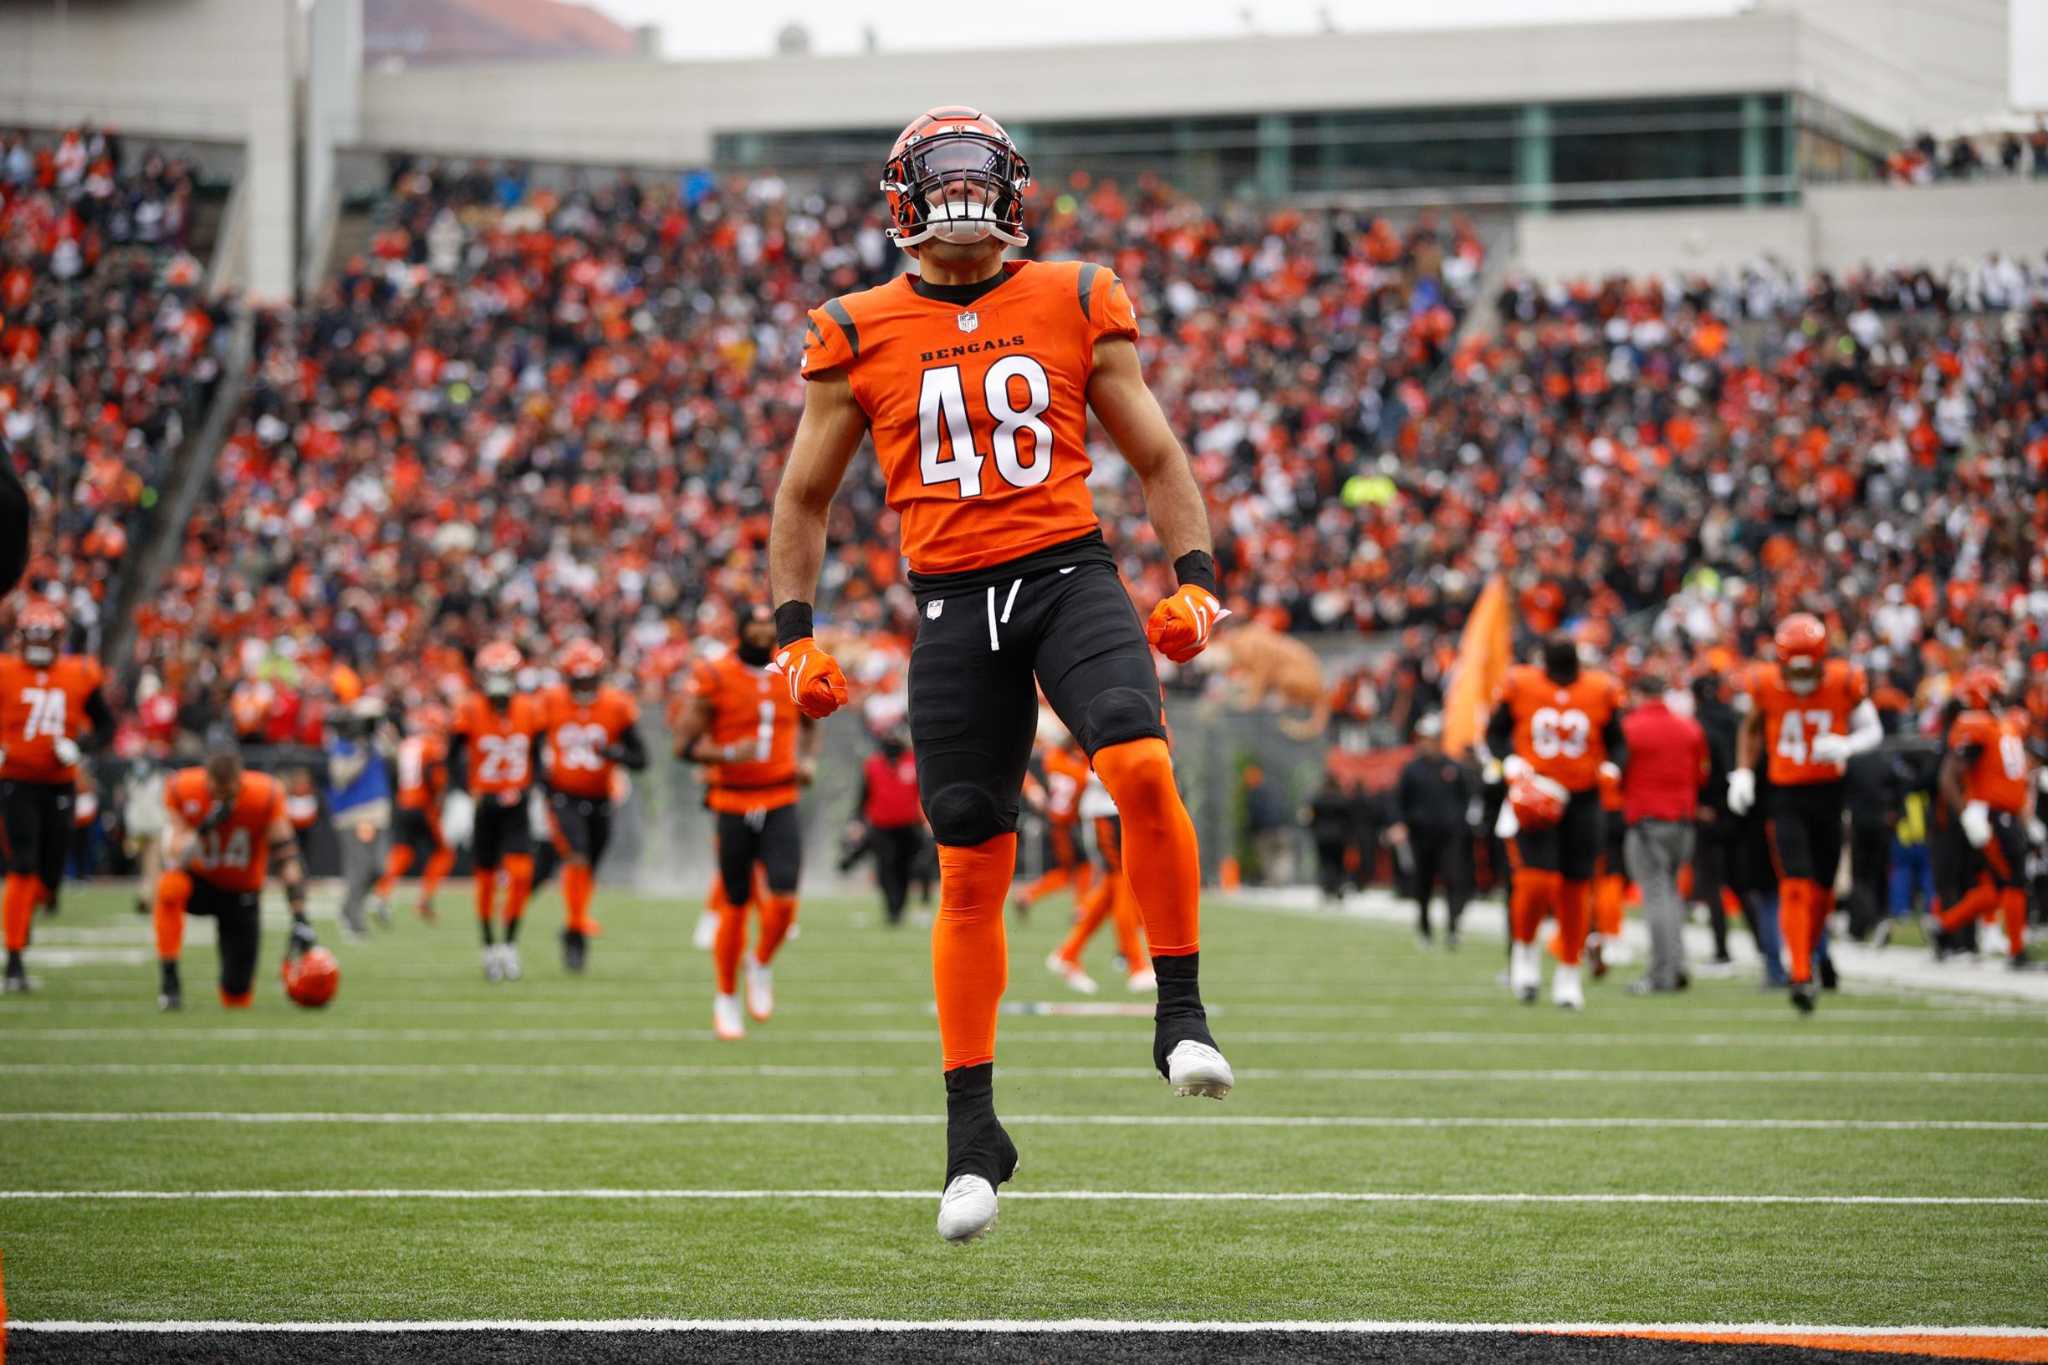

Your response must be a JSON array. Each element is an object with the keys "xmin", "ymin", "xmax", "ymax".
[
  {"xmin": 1145, "ymin": 584, "xmax": 1229, "ymax": 664},
  {"xmin": 771, "ymin": 637, "xmax": 850, "ymax": 719}
]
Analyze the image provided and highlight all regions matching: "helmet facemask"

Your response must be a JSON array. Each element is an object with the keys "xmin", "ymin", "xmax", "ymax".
[
  {"xmin": 883, "ymin": 130, "xmax": 1030, "ymax": 251},
  {"xmin": 1783, "ymin": 656, "xmax": 1821, "ymax": 696}
]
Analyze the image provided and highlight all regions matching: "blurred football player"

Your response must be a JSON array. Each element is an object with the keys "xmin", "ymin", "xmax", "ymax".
[
  {"xmin": 673, "ymin": 605, "xmax": 818, "ymax": 1039},
  {"xmin": 1014, "ymin": 725, "xmax": 1093, "ymax": 920},
  {"xmin": 538, "ymin": 639, "xmax": 647, "ymax": 974},
  {"xmin": 0, "ymin": 601, "xmax": 113, "ymax": 991},
  {"xmin": 451, "ymin": 642, "xmax": 545, "ymax": 981},
  {"xmin": 1728, "ymin": 614, "xmax": 1882, "ymax": 1012},
  {"xmin": 376, "ymin": 704, "xmax": 455, "ymax": 922},
  {"xmin": 1046, "ymin": 764, "xmax": 1151, "ymax": 994},
  {"xmin": 153, "ymin": 746, "xmax": 315, "ymax": 1010},
  {"xmin": 769, "ymin": 106, "xmax": 1233, "ymax": 1242},
  {"xmin": 1486, "ymin": 635, "xmax": 1627, "ymax": 1010},
  {"xmin": 1933, "ymin": 668, "xmax": 2035, "ymax": 969}
]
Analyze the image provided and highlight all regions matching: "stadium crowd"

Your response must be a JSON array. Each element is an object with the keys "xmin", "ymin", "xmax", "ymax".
[{"xmin": 1886, "ymin": 120, "xmax": 2048, "ymax": 184}]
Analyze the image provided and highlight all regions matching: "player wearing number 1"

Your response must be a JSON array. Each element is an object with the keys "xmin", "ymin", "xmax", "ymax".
[
  {"xmin": 538, "ymin": 639, "xmax": 647, "ymax": 974},
  {"xmin": 1729, "ymin": 614, "xmax": 1883, "ymax": 1012},
  {"xmin": 769, "ymin": 106, "xmax": 1233, "ymax": 1244},
  {"xmin": 1, "ymin": 601, "xmax": 114, "ymax": 992},
  {"xmin": 451, "ymin": 643, "xmax": 546, "ymax": 981}
]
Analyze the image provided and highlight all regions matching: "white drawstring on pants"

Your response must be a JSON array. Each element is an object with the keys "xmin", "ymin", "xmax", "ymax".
[{"xmin": 985, "ymin": 578, "xmax": 1021, "ymax": 651}]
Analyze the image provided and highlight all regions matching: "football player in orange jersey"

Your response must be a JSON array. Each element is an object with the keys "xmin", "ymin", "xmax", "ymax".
[
  {"xmin": 538, "ymin": 639, "xmax": 647, "ymax": 974},
  {"xmin": 672, "ymin": 606, "xmax": 819, "ymax": 1040},
  {"xmin": 1013, "ymin": 727, "xmax": 1094, "ymax": 920},
  {"xmin": 152, "ymin": 746, "xmax": 315, "ymax": 1011},
  {"xmin": 1935, "ymin": 668, "xmax": 2036, "ymax": 970},
  {"xmin": 767, "ymin": 107, "xmax": 1233, "ymax": 1241},
  {"xmin": 375, "ymin": 704, "xmax": 456, "ymax": 923},
  {"xmin": 1485, "ymin": 636, "xmax": 1627, "ymax": 1010},
  {"xmin": 1728, "ymin": 614, "xmax": 1884, "ymax": 1012},
  {"xmin": 1046, "ymin": 765, "xmax": 1152, "ymax": 995},
  {"xmin": 0, "ymin": 601, "xmax": 114, "ymax": 992},
  {"xmin": 451, "ymin": 642, "xmax": 546, "ymax": 982}
]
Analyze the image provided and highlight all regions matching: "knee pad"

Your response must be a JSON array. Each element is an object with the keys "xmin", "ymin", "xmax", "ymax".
[
  {"xmin": 925, "ymin": 783, "xmax": 1011, "ymax": 847},
  {"xmin": 1080, "ymin": 687, "xmax": 1163, "ymax": 754}
]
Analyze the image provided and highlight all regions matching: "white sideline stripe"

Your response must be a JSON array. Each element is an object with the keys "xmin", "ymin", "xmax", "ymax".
[
  {"xmin": 12, "ymin": 1318, "xmax": 2048, "ymax": 1338},
  {"xmin": 10, "ymin": 1026, "xmax": 2041, "ymax": 1047},
  {"xmin": 1, "ymin": 1062, "xmax": 2040, "ymax": 1086},
  {"xmin": 4, "ymin": 1111, "xmax": 2042, "ymax": 1133},
  {"xmin": 4, "ymin": 1188, "xmax": 2040, "ymax": 1207}
]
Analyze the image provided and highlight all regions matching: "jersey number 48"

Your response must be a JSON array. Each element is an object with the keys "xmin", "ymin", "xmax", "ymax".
[{"xmin": 919, "ymin": 358, "xmax": 1054, "ymax": 496}]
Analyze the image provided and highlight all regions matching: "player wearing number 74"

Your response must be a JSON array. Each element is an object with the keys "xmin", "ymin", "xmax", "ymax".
[{"xmin": 769, "ymin": 106, "xmax": 1233, "ymax": 1246}]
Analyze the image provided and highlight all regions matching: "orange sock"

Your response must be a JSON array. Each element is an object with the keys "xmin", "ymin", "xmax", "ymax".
[
  {"xmin": 377, "ymin": 844, "xmax": 415, "ymax": 899},
  {"xmin": 1073, "ymin": 858, "xmax": 1096, "ymax": 905},
  {"xmin": 1092, "ymin": 738, "xmax": 1199, "ymax": 955},
  {"xmin": 1936, "ymin": 878, "xmax": 1998, "ymax": 932},
  {"xmin": 2, "ymin": 873, "xmax": 38, "ymax": 953},
  {"xmin": 712, "ymin": 894, "xmax": 748, "ymax": 995},
  {"xmin": 560, "ymin": 864, "xmax": 592, "ymax": 934},
  {"xmin": 503, "ymin": 854, "xmax": 535, "ymax": 926},
  {"xmin": 1781, "ymin": 878, "xmax": 1816, "ymax": 984},
  {"xmin": 420, "ymin": 845, "xmax": 454, "ymax": 903},
  {"xmin": 476, "ymin": 867, "xmax": 499, "ymax": 925},
  {"xmin": 932, "ymin": 834, "xmax": 1016, "ymax": 1072},
  {"xmin": 1594, "ymin": 874, "xmax": 1626, "ymax": 940},
  {"xmin": 153, "ymin": 870, "xmax": 192, "ymax": 961},
  {"xmin": 1056, "ymin": 873, "xmax": 1116, "ymax": 965},
  {"xmin": 2001, "ymin": 888, "xmax": 2027, "ymax": 957},
  {"xmin": 1109, "ymin": 874, "xmax": 1149, "ymax": 972},
  {"xmin": 755, "ymin": 894, "xmax": 797, "ymax": 966},
  {"xmin": 1509, "ymin": 868, "xmax": 1555, "ymax": 944},
  {"xmin": 1554, "ymin": 879, "xmax": 1590, "ymax": 966}
]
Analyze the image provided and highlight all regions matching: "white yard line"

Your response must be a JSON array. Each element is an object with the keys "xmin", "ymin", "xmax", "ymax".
[{"xmin": 1, "ymin": 1188, "xmax": 2039, "ymax": 1206}]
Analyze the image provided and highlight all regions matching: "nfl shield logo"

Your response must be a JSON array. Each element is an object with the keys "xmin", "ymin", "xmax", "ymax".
[{"xmin": 956, "ymin": 311, "xmax": 979, "ymax": 334}]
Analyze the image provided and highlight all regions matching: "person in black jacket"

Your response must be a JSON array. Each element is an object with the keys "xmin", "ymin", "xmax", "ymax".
[
  {"xmin": 1388, "ymin": 714, "xmax": 1477, "ymax": 948},
  {"xmin": 1842, "ymin": 708, "xmax": 1910, "ymax": 940},
  {"xmin": 1304, "ymin": 770, "xmax": 1355, "ymax": 908},
  {"xmin": 1688, "ymin": 672, "xmax": 1737, "ymax": 965}
]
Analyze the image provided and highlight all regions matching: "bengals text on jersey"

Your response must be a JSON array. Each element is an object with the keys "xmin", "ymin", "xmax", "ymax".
[
  {"xmin": 690, "ymin": 652, "xmax": 802, "ymax": 815},
  {"xmin": 0, "ymin": 653, "xmax": 104, "ymax": 784},
  {"xmin": 1493, "ymin": 664, "xmax": 1625, "ymax": 794},
  {"xmin": 1747, "ymin": 658, "xmax": 1869, "ymax": 787},
  {"xmin": 453, "ymin": 693, "xmax": 544, "ymax": 801},
  {"xmin": 164, "ymin": 767, "xmax": 287, "ymax": 893},
  {"xmin": 1950, "ymin": 709, "xmax": 2032, "ymax": 813},
  {"xmin": 800, "ymin": 259, "xmax": 1139, "ymax": 576},
  {"xmin": 538, "ymin": 684, "xmax": 639, "ymax": 801}
]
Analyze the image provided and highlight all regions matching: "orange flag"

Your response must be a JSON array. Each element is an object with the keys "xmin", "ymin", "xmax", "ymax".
[{"xmin": 1442, "ymin": 576, "xmax": 1512, "ymax": 757}]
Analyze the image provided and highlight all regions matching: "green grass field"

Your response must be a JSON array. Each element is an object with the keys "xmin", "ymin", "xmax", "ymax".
[{"xmin": 2, "ymin": 881, "xmax": 2045, "ymax": 1328}]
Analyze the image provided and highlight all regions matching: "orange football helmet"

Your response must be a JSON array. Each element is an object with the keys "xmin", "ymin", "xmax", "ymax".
[
  {"xmin": 282, "ymin": 946, "xmax": 340, "ymax": 1008},
  {"xmin": 476, "ymin": 642, "xmax": 521, "ymax": 699},
  {"xmin": 881, "ymin": 106, "xmax": 1031, "ymax": 252},
  {"xmin": 561, "ymin": 639, "xmax": 606, "ymax": 693},
  {"xmin": 1508, "ymin": 774, "xmax": 1568, "ymax": 831},
  {"xmin": 1954, "ymin": 667, "xmax": 2003, "ymax": 712},
  {"xmin": 1774, "ymin": 613, "xmax": 1827, "ymax": 694},
  {"xmin": 17, "ymin": 599, "xmax": 63, "ymax": 665}
]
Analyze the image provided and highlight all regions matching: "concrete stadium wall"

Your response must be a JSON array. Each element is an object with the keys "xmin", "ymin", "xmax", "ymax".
[
  {"xmin": 1806, "ymin": 179, "xmax": 2048, "ymax": 267},
  {"xmin": 1513, "ymin": 205, "xmax": 1818, "ymax": 280},
  {"xmin": 0, "ymin": 0, "xmax": 297, "ymax": 299}
]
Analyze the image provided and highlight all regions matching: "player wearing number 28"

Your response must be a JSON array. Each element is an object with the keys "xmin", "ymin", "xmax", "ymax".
[
  {"xmin": 1729, "ymin": 614, "xmax": 1883, "ymax": 1013},
  {"xmin": 0, "ymin": 601, "xmax": 114, "ymax": 992},
  {"xmin": 768, "ymin": 106, "xmax": 1234, "ymax": 1243}
]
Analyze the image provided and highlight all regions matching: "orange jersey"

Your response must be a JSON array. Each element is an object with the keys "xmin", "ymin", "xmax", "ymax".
[
  {"xmin": 538, "ymin": 685, "xmax": 639, "ymax": 800},
  {"xmin": 1494, "ymin": 665, "xmax": 1625, "ymax": 793},
  {"xmin": 689, "ymin": 653, "xmax": 801, "ymax": 814},
  {"xmin": 395, "ymin": 732, "xmax": 449, "ymax": 810},
  {"xmin": 0, "ymin": 653, "xmax": 104, "ymax": 783},
  {"xmin": 1748, "ymin": 659, "xmax": 1868, "ymax": 787},
  {"xmin": 1949, "ymin": 709, "xmax": 2031, "ymax": 813},
  {"xmin": 453, "ymin": 693, "xmax": 544, "ymax": 799},
  {"xmin": 165, "ymin": 768, "xmax": 285, "ymax": 893},
  {"xmin": 1041, "ymin": 744, "xmax": 1090, "ymax": 823},
  {"xmin": 800, "ymin": 259, "xmax": 1140, "ymax": 575}
]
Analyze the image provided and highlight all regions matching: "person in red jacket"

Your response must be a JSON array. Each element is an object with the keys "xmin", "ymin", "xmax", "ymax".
[
  {"xmin": 849, "ymin": 724, "xmax": 927, "ymax": 927},
  {"xmin": 1619, "ymin": 668, "xmax": 1709, "ymax": 995}
]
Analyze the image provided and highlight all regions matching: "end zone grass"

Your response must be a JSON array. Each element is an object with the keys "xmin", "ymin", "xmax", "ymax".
[{"xmin": 1, "ymin": 883, "xmax": 2043, "ymax": 1327}]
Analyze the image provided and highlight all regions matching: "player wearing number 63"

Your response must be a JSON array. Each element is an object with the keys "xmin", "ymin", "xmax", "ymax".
[
  {"xmin": 538, "ymin": 639, "xmax": 647, "ymax": 975},
  {"xmin": 1729, "ymin": 614, "xmax": 1884, "ymax": 1013},
  {"xmin": 671, "ymin": 605, "xmax": 821, "ymax": 1040},
  {"xmin": 1, "ymin": 600, "xmax": 114, "ymax": 994},
  {"xmin": 769, "ymin": 105, "xmax": 1234, "ymax": 1244}
]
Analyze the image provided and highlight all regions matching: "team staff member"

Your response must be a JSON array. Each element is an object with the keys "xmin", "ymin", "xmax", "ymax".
[
  {"xmin": 674, "ymin": 605, "xmax": 819, "ymax": 1039},
  {"xmin": 153, "ymin": 747, "xmax": 315, "ymax": 1011},
  {"xmin": 325, "ymin": 697, "xmax": 395, "ymax": 937},
  {"xmin": 852, "ymin": 725, "xmax": 927, "ymax": 927},
  {"xmin": 451, "ymin": 642, "xmax": 545, "ymax": 981},
  {"xmin": 768, "ymin": 107, "xmax": 1234, "ymax": 1241},
  {"xmin": 1387, "ymin": 713, "xmax": 1474, "ymax": 948},
  {"xmin": 538, "ymin": 640, "xmax": 646, "ymax": 974},
  {"xmin": 1620, "ymin": 669, "xmax": 1709, "ymax": 995},
  {"xmin": 1, "ymin": 601, "xmax": 113, "ymax": 992}
]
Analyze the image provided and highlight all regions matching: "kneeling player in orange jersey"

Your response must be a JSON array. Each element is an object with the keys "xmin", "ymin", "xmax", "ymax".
[
  {"xmin": 376, "ymin": 704, "xmax": 456, "ymax": 923},
  {"xmin": 153, "ymin": 748, "xmax": 315, "ymax": 1010},
  {"xmin": 451, "ymin": 643, "xmax": 545, "ymax": 981},
  {"xmin": 1046, "ymin": 766, "xmax": 1151, "ymax": 994},
  {"xmin": 1934, "ymin": 669, "xmax": 2037, "ymax": 970},
  {"xmin": 673, "ymin": 607, "xmax": 820, "ymax": 1039},
  {"xmin": 538, "ymin": 640, "xmax": 648, "ymax": 974}
]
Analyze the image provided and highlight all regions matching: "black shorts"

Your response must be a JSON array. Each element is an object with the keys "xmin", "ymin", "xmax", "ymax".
[
  {"xmin": 547, "ymin": 789, "xmax": 612, "ymax": 868},
  {"xmin": 471, "ymin": 794, "xmax": 532, "ymax": 870},
  {"xmin": 392, "ymin": 806, "xmax": 445, "ymax": 858},
  {"xmin": 717, "ymin": 803, "xmax": 801, "ymax": 904},
  {"xmin": 1971, "ymin": 810, "xmax": 2028, "ymax": 890},
  {"xmin": 909, "ymin": 559, "xmax": 1165, "ymax": 848},
  {"xmin": 185, "ymin": 879, "xmax": 262, "ymax": 997},
  {"xmin": 1765, "ymin": 780, "xmax": 1846, "ymax": 886},
  {"xmin": 1513, "ymin": 788, "xmax": 1602, "ymax": 881},
  {"xmin": 0, "ymin": 778, "xmax": 74, "ymax": 890}
]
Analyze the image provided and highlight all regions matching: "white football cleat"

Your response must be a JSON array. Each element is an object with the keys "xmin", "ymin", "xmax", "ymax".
[
  {"xmin": 1166, "ymin": 1039, "xmax": 1234, "ymax": 1099},
  {"xmin": 712, "ymin": 992, "xmax": 746, "ymax": 1040},
  {"xmin": 936, "ymin": 1174, "xmax": 999, "ymax": 1243},
  {"xmin": 744, "ymin": 958, "xmax": 774, "ymax": 1022},
  {"xmin": 482, "ymin": 946, "xmax": 504, "ymax": 982},
  {"xmin": 1126, "ymin": 967, "xmax": 1157, "ymax": 992},
  {"xmin": 499, "ymin": 943, "xmax": 522, "ymax": 981},
  {"xmin": 1508, "ymin": 942, "xmax": 1540, "ymax": 1004},
  {"xmin": 1045, "ymin": 952, "xmax": 1098, "ymax": 995},
  {"xmin": 1552, "ymin": 963, "xmax": 1585, "ymax": 1011},
  {"xmin": 692, "ymin": 908, "xmax": 718, "ymax": 951}
]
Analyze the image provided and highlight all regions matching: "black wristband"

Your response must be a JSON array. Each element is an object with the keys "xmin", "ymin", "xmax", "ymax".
[
  {"xmin": 774, "ymin": 600, "xmax": 815, "ymax": 648},
  {"xmin": 1172, "ymin": 551, "xmax": 1219, "ymax": 597}
]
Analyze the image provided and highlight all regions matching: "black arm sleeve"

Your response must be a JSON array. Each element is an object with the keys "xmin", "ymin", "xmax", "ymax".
[
  {"xmin": 1485, "ymin": 702, "xmax": 1515, "ymax": 760},
  {"xmin": 1603, "ymin": 713, "xmax": 1628, "ymax": 772},
  {"xmin": 445, "ymin": 734, "xmax": 469, "ymax": 792},
  {"xmin": 613, "ymin": 722, "xmax": 649, "ymax": 772},
  {"xmin": 82, "ymin": 688, "xmax": 116, "ymax": 751}
]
